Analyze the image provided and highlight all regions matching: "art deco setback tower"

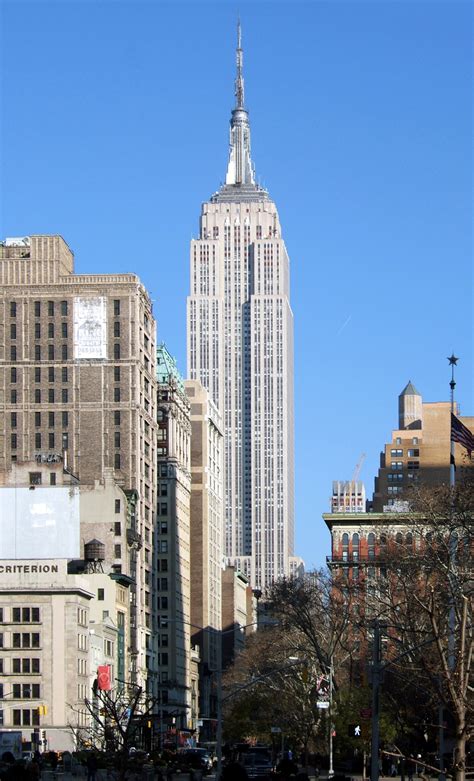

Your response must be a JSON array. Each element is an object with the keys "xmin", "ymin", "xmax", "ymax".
[{"xmin": 187, "ymin": 27, "xmax": 297, "ymax": 589}]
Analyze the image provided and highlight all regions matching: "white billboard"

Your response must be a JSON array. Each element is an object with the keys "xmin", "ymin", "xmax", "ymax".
[
  {"xmin": 73, "ymin": 297, "xmax": 107, "ymax": 359},
  {"xmin": 0, "ymin": 486, "xmax": 80, "ymax": 559}
]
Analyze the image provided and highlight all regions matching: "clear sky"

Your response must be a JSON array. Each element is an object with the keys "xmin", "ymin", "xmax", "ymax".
[{"xmin": 1, "ymin": 0, "xmax": 472, "ymax": 570}]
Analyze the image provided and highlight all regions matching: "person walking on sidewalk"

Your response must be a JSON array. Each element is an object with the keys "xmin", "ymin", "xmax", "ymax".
[{"xmin": 86, "ymin": 753, "xmax": 98, "ymax": 781}]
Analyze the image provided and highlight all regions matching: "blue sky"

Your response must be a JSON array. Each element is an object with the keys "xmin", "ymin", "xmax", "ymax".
[{"xmin": 1, "ymin": 0, "xmax": 472, "ymax": 570}]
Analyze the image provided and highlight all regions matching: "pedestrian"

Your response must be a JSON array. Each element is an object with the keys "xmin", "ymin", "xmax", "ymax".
[
  {"xmin": 26, "ymin": 758, "xmax": 41, "ymax": 780},
  {"xmin": 407, "ymin": 755, "xmax": 416, "ymax": 781},
  {"xmin": 86, "ymin": 753, "xmax": 98, "ymax": 781}
]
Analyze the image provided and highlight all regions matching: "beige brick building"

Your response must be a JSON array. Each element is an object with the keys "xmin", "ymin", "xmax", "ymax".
[
  {"xmin": 184, "ymin": 379, "xmax": 223, "ymax": 742},
  {"xmin": 0, "ymin": 235, "xmax": 158, "ymax": 691},
  {"xmin": 0, "ymin": 460, "xmax": 133, "ymax": 751},
  {"xmin": 372, "ymin": 381, "xmax": 473, "ymax": 511}
]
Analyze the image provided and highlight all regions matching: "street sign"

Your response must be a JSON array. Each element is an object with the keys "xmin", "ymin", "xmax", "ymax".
[
  {"xmin": 317, "ymin": 701, "xmax": 330, "ymax": 709},
  {"xmin": 271, "ymin": 727, "xmax": 282, "ymax": 733}
]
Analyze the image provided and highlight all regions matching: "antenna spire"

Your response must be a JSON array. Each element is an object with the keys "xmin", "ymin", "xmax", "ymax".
[{"xmin": 235, "ymin": 19, "xmax": 244, "ymax": 108}]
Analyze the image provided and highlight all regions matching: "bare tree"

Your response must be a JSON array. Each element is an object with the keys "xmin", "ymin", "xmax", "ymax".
[
  {"xmin": 69, "ymin": 682, "xmax": 157, "ymax": 780},
  {"xmin": 222, "ymin": 625, "xmax": 325, "ymax": 756},
  {"xmin": 366, "ymin": 482, "xmax": 473, "ymax": 781}
]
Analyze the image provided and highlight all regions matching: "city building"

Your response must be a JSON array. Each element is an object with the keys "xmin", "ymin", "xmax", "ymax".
[
  {"xmin": 186, "ymin": 26, "xmax": 301, "ymax": 590},
  {"xmin": 331, "ymin": 481, "xmax": 366, "ymax": 513},
  {"xmin": 0, "ymin": 235, "xmax": 158, "ymax": 692},
  {"xmin": 221, "ymin": 566, "xmax": 254, "ymax": 669},
  {"xmin": 372, "ymin": 382, "xmax": 474, "ymax": 511},
  {"xmin": 184, "ymin": 379, "xmax": 224, "ymax": 742},
  {"xmin": 0, "ymin": 460, "xmax": 133, "ymax": 751},
  {"xmin": 155, "ymin": 345, "xmax": 193, "ymax": 739}
]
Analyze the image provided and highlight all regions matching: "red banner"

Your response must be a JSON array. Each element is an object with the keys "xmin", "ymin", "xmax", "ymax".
[{"xmin": 97, "ymin": 665, "xmax": 111, "ymax": 691}]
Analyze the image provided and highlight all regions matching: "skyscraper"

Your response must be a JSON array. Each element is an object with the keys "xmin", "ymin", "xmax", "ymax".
[{"xmin": 187, "ymin": 26, "xmax": 299, "ymax": 589}]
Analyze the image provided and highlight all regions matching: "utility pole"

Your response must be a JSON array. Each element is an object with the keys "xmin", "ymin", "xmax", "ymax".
[
  {"xmin": 370, "ymin": 619, "xmax": 381, "ymax": 781},
  {"xmin": 329, "ymin": 657, "xmax": 334, "ymax": 778}
]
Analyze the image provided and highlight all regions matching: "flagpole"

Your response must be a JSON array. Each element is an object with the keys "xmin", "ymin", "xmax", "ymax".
[{"xmin": 447, "ymin": 354, "xmax": 458, "ymax": 489}]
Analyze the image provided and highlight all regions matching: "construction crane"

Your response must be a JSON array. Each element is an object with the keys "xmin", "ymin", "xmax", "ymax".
[{"xmin": 351, "ymin": 453, "xmax": 366, "ymax": 483}]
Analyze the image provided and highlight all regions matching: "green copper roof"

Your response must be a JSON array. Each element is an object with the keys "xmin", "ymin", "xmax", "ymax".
[
  {"xmin": 400, "ymin": 380, "xmax": 421, "ymax": 397},
  {"xmin": 156, "ymin": 343, "xmax": 185, "ymax": 392}
]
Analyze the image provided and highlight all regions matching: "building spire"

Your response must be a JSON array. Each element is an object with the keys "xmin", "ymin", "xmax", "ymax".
[
  {"xmin": 225, "ymin": 21, "xmax": 256, "ymax": 186},
  {"xmin": 235, "ymin": 19, "xmax": 244, "ymax": 108}
]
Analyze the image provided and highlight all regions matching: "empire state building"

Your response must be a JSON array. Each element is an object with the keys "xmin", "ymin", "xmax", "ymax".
[{"xmin": 187, "ymin": 26, "xmax": 300, "ymax": 589}]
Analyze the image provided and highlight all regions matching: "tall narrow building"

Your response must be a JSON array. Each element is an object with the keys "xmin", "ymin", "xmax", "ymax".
[{"xmin": 187, "ymin": 26, "xmax": 299, "ymax": 589}]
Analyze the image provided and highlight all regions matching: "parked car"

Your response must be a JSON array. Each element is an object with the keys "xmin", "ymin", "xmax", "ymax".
[
  {"xmin": 179, "ymin": 748, "xmax": 213, "ymax": 773},
  {"xmin": 241, "ymin": 753, "xmax": 273, "ymax": 779}
]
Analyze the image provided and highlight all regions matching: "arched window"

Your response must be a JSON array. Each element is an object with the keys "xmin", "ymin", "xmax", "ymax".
[
  {"xmin": 352, "ymin": 533, "xmax": 359, "ymax": 562},
  {"xmin": 406, "ymin": 532, "xmax": 413, "ymax": 547},
  {"xmin": 342, "ymin": 533, "xmax": 349, "ymax": 562},
  {"xmin": 396, "ymin": 532, "xmax": 403, "ymax": 545},
  {"xmin": 368, "ymin": 532, "xmax": 375, "ymax": 560}
]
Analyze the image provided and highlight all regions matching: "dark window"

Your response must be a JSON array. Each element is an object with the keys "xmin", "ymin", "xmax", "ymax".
[
  {"xmin": 114, "ymin": 387, "xmax": 121, "ymax": 402},
  {"xmin": 48, "ymin": 389, "xmax": 55, "ymax": 403},
  {"xmin": 35, "ymin": 368, "xmax": 41, "ymax": 382},
  {"xmin": 62, "ymin": 433, "xmax": 69, "ymax": 449},
  {"xmin": 114, "ymin": 411, "xmax": 121, "ymax": 425},
  {"xmin": 61, "ymin": 300, "xmax": 68, "ymax": 316},
  {"xmin": 11, "ymin": 389, "xmax": 17, "ymax": 403},
  {"xmin": 161, "ymin": 653, "xmax": 168, "ymax": 666},
  {"xmin": 49, "ymin": 412, "xmax": 55, "ymax": 427},
  {"xmin": 12, "ymin": 607, "xmax": 21, "ymax": 622},
  {"xmin": 61, "ymin": 322, "xmax": 67, "ymax": 338},
  {"xmin": 113, "ymin": 300, "xmax": 120, "ymax": 315},
  {"xmin": 32, "ymin": 659, "xmax": 40, "ymax": 673},
  {"xmin": 407, "ymin": 448, "xmax": 420, "ymax": 458},
  {"xmin": 115, "ymin": 499, "xmax": 121, "ymax": 514},
  {"xmin": 35, "ymin": 389, "xmax": 41, "ymax": 403},
  {"xmin": 61, "ymin": 389, "xmax": 68, "ymax": 403},
  {"xmin": 34, "ymin": 301, "xmax": 41, "ymax": 317},
  {"xmin": 35, "ymin": 412, "xmax": 41, "ymax": 427},
  {"xmin": 114, "ymin": 343, "xmax": 120, "ymax": 359},
  {"xmin": 10, "ymin": 302, "xmax": 17, "ymax": 317},
  {"xmin": 11, "ymin": 433, "xmax": 17, "ymax": 449},
  {"xmin": 61, "ymin": 344, "xmax": 68, "ymax": 360},
  {"xmin": 62, "ymin": 411, "xmax": 68, "ymax": 427},
  {"xmin": 114, "ymin": 522, "xmax": 121, "ymax": 535},
  {"xmin": 35, "ymin": 345, "xmax": 41, "ymax": 361},
  {"xmin": 114, "ymin": 366, "xmax": 120, "ymax": 382},
  {"xmin": 10, "ymin": 323, "xmax": 16, "ymax": 339},
  {"xmin": 48, "ymin": 433, "xmax": 55, "ymax": 448},
  {"xmin": 114, "ymin": 453, "xmax": 121, "ymax": 469},
  {"xmin": 35, "ymin": 322, "xmax": 41, "ymax": 339},
  {"xmin": 12, "ymin": 659, "xmax": 21, "ymax": 673},
  {"xmin": 48, "ymin": 367, "xmax": 55, "ymax": 382},
  {"xmin": 29, "ymin": 473, "xmax": 41, "ymax": 486},
  {"xmin": 13, "ymin": 710, "xmax": 21, "ymax": 726},
  {"xmin": 10, "ymin": 367, "xmax": 17, "ymax": 383},
  {"xmin": 11, "ymin": 413, "xmax": 17, "ymax": 428},
  {"xmin": 35, "ymin": 433, "xmax": 41, "ymax": 449},
  {"xmin": 48, "ymin": 301, "xmax": 54, "ymax": 316},
  {"xmin": 61, "ymin": 367, "xmax": 68, "ymax": 382},
  {"xmin": 48, "ymin": 344, "xmax": 54, "ymax": 360},
  {"xmin": 10, "ymin": 346, "xmax": 17, "ymax": 361},
  {"xmin": 114, "ymin": 321, "xmax": 120, "ymax": 337},
  {"xmin": 50, "ymin": 473, "xmax": 56, "ymax": 486},
  {"xmin": 98, "ymin": 589, "xmax": 104, "ymax": 601},
  {"xmin": 114, "ymin": 432, "xmax": 121, "ymax": 448},
  {"xmin": 161, "ymin": 578, "xmax": 168, "ymax": 591},
  {"xmin": 114, "ymin": 544, "xmax": 121, "ymax": 558},
  {"xmin": 48, "ymin": 323, "xmax": 54, "ymax": 339},
  {"xmin": 160, "ymin": 559, "xmax": 168, "ymax": 572}
]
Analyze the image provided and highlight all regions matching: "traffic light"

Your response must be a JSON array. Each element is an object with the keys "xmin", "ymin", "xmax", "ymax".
[{"xmin": 348, "ymin": 724, "xmax": 362, "ymax": 738}]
